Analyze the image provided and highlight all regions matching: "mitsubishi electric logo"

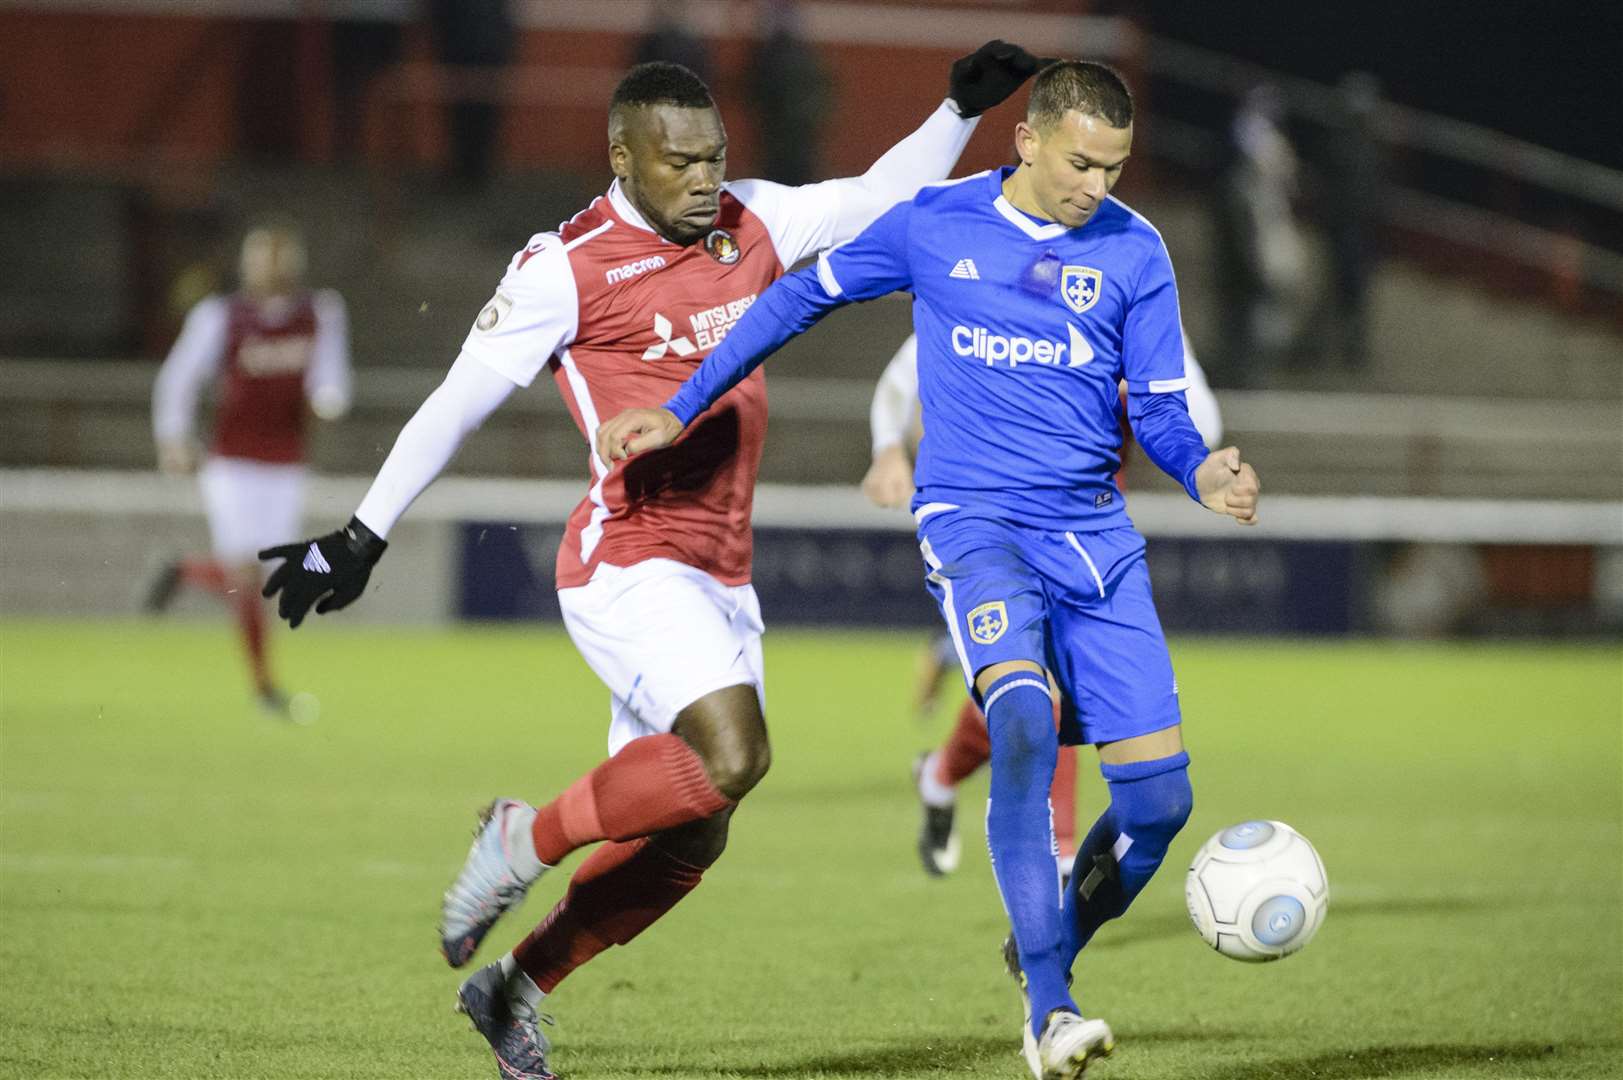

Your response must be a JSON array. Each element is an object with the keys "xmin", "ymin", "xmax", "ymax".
[
  {"xmin": 950, "ymin": 323, "xmax": 1094, "ymax": 368},
  {"xmin": 641, "ymin": 313, "xmax": 696, "ymax": 360},
  {"xmin": 641, "ymin": 293, "xmax": 758, "ymax": 361}
]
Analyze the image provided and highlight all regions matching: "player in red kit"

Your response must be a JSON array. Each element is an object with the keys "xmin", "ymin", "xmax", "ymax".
[
  {"xmin": 257, "ymin": 51, "xmax": 1044, "ymax": 1079},
  {"xmin": 148, "ymin": 225, "xmax": 351, "ymax": 715}
]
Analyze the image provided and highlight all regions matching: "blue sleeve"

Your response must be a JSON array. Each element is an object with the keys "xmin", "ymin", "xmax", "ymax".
[
  {"xmin": 1128, "ymin": 389, "xmax": 1207, "ymax": 502},
  {"xmin": 664, "ymin": 267, "xmax": 843, "ymax": 425},
  {"xmin": 816, "ymin": 199, "xmax": 916, "ymax": 302},
  {"xmin": 664, "ymin": 202, "xmax": 915, "ymax": 425},
  {"xmin": 1122, "ymin": 240, "xmax": 1207, "ymax": 501}
]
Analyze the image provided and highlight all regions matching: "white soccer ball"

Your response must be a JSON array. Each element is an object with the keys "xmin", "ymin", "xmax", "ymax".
[{"xmin": 1185, "ymin": 820, "xmax": 1328, "ymax": 962}]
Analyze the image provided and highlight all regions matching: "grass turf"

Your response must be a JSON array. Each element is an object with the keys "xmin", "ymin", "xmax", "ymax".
[{"xmin": 1, "ymin": 618, "xmax": 1619, "ymax": 1079}]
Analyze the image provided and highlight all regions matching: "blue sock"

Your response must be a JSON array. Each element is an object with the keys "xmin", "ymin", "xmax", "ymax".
[
  {"xmin": 982, "ymin": 670, "xmax": 1075, "ymax": 1035},
  {"xmin": 1061, "ymin": 751, "xmax": 1193, "ymax": 970}
]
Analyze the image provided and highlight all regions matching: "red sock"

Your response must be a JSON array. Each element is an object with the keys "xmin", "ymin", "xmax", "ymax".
[
  {"xmin": 236, "ymin": 590, "xmax": 272, "ymax": 693},
  {"xmin": 935, "ymin": 698, "xmax": 992, "ymax": 787},
  {"xmin": 529, "ymin": 734, "xmax": 733, "ymax": 867},
  {"xmin": 514, "ymin": 836, "xmax": 708, "ymax": 993},
  {"xmin": 179, "ymin": 558, "xmax": 232, "ymax": 598},
  {"xmin": 1051, "ymin": 744, "xmax": 1079, "ymax": 860}
]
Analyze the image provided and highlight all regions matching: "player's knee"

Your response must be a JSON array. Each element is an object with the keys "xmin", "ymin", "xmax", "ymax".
[
  {"xmin": 1111, "ymin": 758, "xmax": 1193, "ymax": 842},
  {"xmin": 706, "ymin": 738, "xmax": 771, "ymax": 800},
  {"xmin": 1146, "ymin": 769, "xmax": 1193, "ymax": 839},
  {"xmin": 984, "ymin": 675, "xmax": 1057, "ymax": 787},
  {"xmin": 675, "ymin": 684, "xmax": 770, "ymax": 800},
  {"xmin": 991, "ymin": 711, "xmax": 1051, "ymax": 770}
]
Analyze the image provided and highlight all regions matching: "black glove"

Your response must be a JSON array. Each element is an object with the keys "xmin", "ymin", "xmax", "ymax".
[
  {"xmin": 259, "ymin": 516, "xmax": 388, "ymax": 629},
  {"xmin": 947, "ymin": 40, "xmax": 1047, "ymax": 119}
]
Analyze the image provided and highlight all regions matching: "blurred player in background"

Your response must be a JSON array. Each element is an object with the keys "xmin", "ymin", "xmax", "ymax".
[
  {"xmin": 147, "ymin": 224, "xmax": 351, "ymax": 715},
  {"xmin": 863, "ymin": 332, "xmax": 1221, "ymax": 882},
  {"xmin": 599, "ymin": 60, "xmax": 1260, "ymax": 1079},
  {"xmin": 257, "ymin": 48, "xmax": 1044, "ymax": 1080}
]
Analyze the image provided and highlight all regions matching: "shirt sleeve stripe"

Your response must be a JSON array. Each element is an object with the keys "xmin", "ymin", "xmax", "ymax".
[
  {"xmin": 816, "ymin": 252, "xmax": 844, "ymax": 298},
  {"xmin": 1148, "ymin": 377, "xmax": 1191, "ymax": 394}
]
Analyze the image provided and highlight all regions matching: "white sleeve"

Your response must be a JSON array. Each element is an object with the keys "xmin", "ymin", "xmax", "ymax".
[
  {"xmin": 1181, "ymin": 331, "xmax": 1223, "ymax": 449},
  {"xmin": 305, "ymin": 289, "xmax": 353, "ymax": 420},
  {"xmin": 729, "ymin": 101, "xmax": 977, "ymax": 269},
  {"xmin": 353, "ymin": 352, "xmax": 517, "ymax": 538},
  {"xmin": 870, "ymin": 335, "xmax": 921, "ymax": 455},
  {"xmin": 152, "ymin": 296, "xmax": 229, "ymax": 444},
  {"xmin": 457, "ymin": 234, "xmax": 580, "ymax": 388}
]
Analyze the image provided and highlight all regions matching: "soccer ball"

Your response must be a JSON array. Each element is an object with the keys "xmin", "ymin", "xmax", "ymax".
[{"xmin": 1185, "ymin": 820, "xmax": 1328, "ymax": 962}]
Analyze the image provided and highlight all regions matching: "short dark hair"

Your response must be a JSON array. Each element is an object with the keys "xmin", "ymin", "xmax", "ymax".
[
  {"xmin": 610, "ymin": 62, "xmax": 714, "ymax": 113},
  {"xmin": 1027, "ymin": 61, "xmax": 1133, "ymax": 131}
]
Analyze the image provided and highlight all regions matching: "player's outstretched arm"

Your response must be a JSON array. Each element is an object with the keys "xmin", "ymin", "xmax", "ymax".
[
  {"xmin": 1194, "ymin": 446, "xmax": 1262, "ymax": 526},
  {"xmin": 809, "ymin": 41, "xmax": 1047, "ymax": 249},
  {"xmin": 598, "ymin": 262, "xmax": 857, "ymax": 461}
]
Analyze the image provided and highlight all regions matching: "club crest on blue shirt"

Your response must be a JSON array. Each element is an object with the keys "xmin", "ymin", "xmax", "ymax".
[
  {"xmin": 967, "ymin": 600, "xmax": 1008, "ymax": 645},
  {"xmin": 1061, "ymin": 266, "xmax": 1103, "ymax": 314}
]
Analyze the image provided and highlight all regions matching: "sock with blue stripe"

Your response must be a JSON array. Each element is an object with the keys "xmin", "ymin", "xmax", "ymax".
[
  {"xmin": 982, "ymin": 670, "xmax": 1075, "ymax": 1035},
  {"xmin": 1061, "ymin": 751, "xmax": 1193, "ymax": 969}
]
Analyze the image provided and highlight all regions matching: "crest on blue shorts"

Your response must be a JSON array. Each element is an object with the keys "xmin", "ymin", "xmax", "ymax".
[
  {"xmin": 1061, "ymin": 266, "xmax": 1103, "ymax": 314},
  {"xmin": 967, "ymin": 600, "xmax": 1008, "ymax": 645}
]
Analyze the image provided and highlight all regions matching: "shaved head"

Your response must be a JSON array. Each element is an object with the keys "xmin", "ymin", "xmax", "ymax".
[
  {"xmin": 1027, "ymin": 60, "xmax": 1133, "ymax": 132},
  {"xmin": 607, "ymin": 62, "xmax": 728, "ymax": 245}
]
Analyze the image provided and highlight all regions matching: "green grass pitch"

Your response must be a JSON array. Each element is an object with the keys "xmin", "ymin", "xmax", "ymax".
[{"xmin": 2, "ymin": 618, "xmax": 1619, "ymax": 1079}]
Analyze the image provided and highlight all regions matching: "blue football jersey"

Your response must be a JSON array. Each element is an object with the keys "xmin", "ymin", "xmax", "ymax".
[
  {"xmin": 666, "ymin": 166, "xmax": 1208, "ymax": 532},
  {"xmin": 817, "ymin": 167, "xmax": 1201, "ymax": 529}
]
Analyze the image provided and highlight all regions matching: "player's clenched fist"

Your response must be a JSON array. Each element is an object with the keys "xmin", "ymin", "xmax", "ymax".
[
  {"xmin": 596, "ymin": 407, "xmax": 685, "ymax": 463},
  {"xmin": 1194, "ymin": 446, "xmax": 1261, "ymax": 526},
  {"xmin": 947, "ymin": 40, "xmax": 1051, "ymax": 119},
  {"xmin": 258, "ymin": 516, "xmax": 388, "ymax": 628}
]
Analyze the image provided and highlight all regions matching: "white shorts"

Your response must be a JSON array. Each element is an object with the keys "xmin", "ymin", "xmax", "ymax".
[
  {"xmin": 558, "ymin": 558, "xmax": 766, "ymax": 756},
  {"xmin": 199, "ymin": 457, "xmax": 306, "ymax": 562}
]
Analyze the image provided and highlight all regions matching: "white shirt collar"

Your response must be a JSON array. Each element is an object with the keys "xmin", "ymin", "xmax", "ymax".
[
  {"xmin": 607, "ymin": 179, "xmax": 665, "ymax": 239},
  {"xmin": 993, "ymin": 194, "xmax": 1069, "ymax": 241}
]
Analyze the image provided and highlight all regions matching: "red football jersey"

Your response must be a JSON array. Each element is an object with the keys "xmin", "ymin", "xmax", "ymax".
[
  {"xmin": 551, "ymin": 193, "xmax": 776, "ymax": 587},
  {"xmin": 462, "ymin": 178, "xmax": 872, "ymax": 589},
  {"xmin": 211, "ymin": 293, "xmax": 318, "ymax": 464},
  {"xmin": 155, "ymin": 288, "xmax": 350, "ymax": 469}
]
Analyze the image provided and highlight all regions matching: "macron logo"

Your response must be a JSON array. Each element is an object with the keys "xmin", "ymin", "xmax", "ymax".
[
  {"xmin": 605, "ymin": 255, "xmax": 667, "ymax": 284},
  {"xmin": 302, "ymin": 544, "xmax": 332, "ymax": 574},
  {"xmin": 949, "ymin": 258, "xmax": 980, "ymax": 280}
]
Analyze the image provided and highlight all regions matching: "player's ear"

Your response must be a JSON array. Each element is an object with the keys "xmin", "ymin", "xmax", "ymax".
[{"xmin": 1013, "ymin": 120, "xmax": 1040, "ymax": 168}]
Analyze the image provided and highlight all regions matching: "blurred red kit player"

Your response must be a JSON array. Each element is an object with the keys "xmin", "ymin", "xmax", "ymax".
[{"xmin": 148, "ymin": 225, "xmax": 351, "ymax": 714}]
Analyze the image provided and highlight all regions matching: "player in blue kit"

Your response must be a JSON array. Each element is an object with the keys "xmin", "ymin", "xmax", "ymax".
[{"xmin": 598, "ymin": 61, "xmax": 1259, "ymax": 1079}]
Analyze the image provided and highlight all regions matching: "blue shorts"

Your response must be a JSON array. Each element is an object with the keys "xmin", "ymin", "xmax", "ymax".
[{"xmin": 917, "ymin": 512, "xmax": 1181, "ymax": 747}]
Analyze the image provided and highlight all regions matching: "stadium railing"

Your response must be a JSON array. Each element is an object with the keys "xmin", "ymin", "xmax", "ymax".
[
  {"xmin": 1140, "ymin": 35, "xmax": 1623, "ymax": 308},
  {"xmin": 2, "ymin": 358, "xmax": 1618, "ymax": 499},
  {"xmin": 3, "ymin": 466, "xmax": 1619, "ymax": 635}
]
